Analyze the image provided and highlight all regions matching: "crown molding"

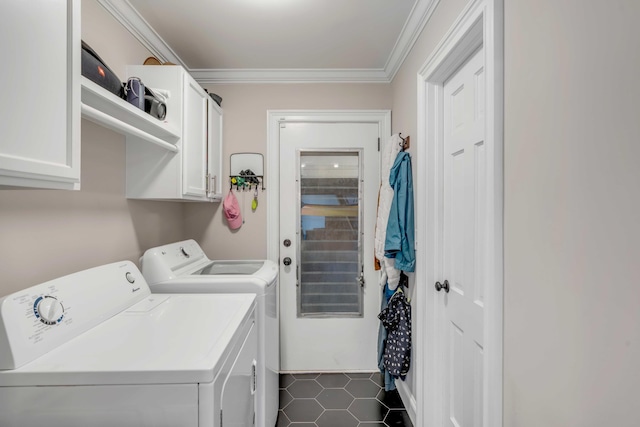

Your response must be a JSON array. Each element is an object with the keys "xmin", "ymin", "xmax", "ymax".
[
  {"xmin": 98, "ymin": 0, "xmax": 438, "ymax": 84},
  {"xmin": 384, "ymin": 0, "xmax": 440, "ymax": 81},
  {"xmin": 96, "ymin": 0, "xmax": 186, "ymax": 67},
  {"xmin": 189, "ymin": 68, "xmax": 390, "ymax": 84}
]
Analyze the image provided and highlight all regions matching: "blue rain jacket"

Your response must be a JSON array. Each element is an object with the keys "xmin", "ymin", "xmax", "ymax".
[{"xmin": 384, "ymin": 151, "xmax": 415, "ymax": 272}]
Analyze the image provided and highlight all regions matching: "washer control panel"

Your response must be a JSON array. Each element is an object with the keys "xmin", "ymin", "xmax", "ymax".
[
  {"xmin": 140, "ymin": 239, "xmax": 208, "ymax": 284},
  {"xmin": 0, "ymin": 261, "xmax": 151, "ymax": 370},
  {"xmin": 161, "ymin": 240, "xmax": 206, "ymax": 268}
]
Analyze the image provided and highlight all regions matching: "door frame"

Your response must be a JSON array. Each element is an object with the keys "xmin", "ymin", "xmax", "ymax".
[
  {"xmin": 416, "ymin": 0, "xmax": 503, "ymax": 426},
  {"xmin": 267, "ymin": 111, "xmax": 391, "ymax": 371},
  {"xmin": 266, "ymin": 110, "xmax": 391, "ymax": 264}
]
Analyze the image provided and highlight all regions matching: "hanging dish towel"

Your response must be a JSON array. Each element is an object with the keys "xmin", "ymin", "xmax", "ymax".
[{"xmin": 223, "ymin": 189, "xmax": 243, "ymax": 229}]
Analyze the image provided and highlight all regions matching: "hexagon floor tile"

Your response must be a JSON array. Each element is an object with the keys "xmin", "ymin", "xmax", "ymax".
[{"xmin": 276, "ymin": 372, "xmax": 413, "ymax": 427}]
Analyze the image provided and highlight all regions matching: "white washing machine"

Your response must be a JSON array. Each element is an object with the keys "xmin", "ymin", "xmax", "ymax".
[
  {"xmin": 0, "ymin": 261, "xmax": 257, "ymax": 427},
  {"xmin": 141, "ymin": 239, "xmax": 279, "ymax": 427}
]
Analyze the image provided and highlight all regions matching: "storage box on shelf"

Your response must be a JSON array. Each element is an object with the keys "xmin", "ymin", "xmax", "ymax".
[{"xmin": 125, "ymin": 65, "xmax": 223, "ymax": 202}]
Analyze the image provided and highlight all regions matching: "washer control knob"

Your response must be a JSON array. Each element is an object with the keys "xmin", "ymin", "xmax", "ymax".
[
  {"xmin": 126, "ymin": 272, "xmax": 135, "ymax": 283},
  {"xmin": 180, "ymin": 247, "xmax": 190, "ymax": 258},
  {"xmin": 36, "ymin": 296, "xmax": 64, "ymax": 325}
]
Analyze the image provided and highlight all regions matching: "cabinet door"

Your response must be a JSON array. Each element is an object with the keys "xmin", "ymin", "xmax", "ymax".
[
  {"xmin": 0, "ymin": 0, "xmax": 80, "ymax": 190},
  {"xmin": 207, "ymin": 98, "xmax": 223, "ymax": 201},
  {"xmin": 182, "ymin": 74, "xmax": 208, "ymax": 199}
]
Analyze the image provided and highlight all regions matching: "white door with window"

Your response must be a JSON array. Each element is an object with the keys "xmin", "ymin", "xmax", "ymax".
[
  {"xmin": 439, "ymin": 46, "xmax": 486, "ymax": 426},
  {"xmin": 278, "ymin": 121, "xmax": 381, "ymax": 371}
]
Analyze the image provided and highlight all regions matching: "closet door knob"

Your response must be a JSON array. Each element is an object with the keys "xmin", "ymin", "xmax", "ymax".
[
  {"xmin": 283, "ymin": 257, "xmax": 292, "ymax": 266},
  {"xmin": 435, "ymin": 280, "xmax": 450, "ymax": 293}
]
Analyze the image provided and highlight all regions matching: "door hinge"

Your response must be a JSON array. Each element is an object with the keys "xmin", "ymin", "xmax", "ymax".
[
  {"xmin": 205, "ymin": 173, "xmax": 211, "ymax": 193},
  {"xmin": 220, "ymin": 410, "xmax": 223, "ymax": 427},
  {"xmin": 377, "ymin": 137, "xmax": 380, "ymax": 152},
  {"xmin": 357, "ymin": 264, "xmax": 365, "ymax": 287}
]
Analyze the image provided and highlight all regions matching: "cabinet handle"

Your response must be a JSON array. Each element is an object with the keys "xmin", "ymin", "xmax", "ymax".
[{"xmin": 251, "ymin": 359, "xmax": 257, "ymax": 395}]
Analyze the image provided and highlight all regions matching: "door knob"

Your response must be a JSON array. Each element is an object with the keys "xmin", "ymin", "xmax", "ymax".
[
  {"xmin": 435, "ymin": 280, "xmax": 450, "ymax": 293},
  {"xmin": 283, "ymin": 257, "xmax": 292, "ymax": 266},
  {"xmin": 283, "ymin": 239, "xmax": 291, "ymax": 247}
]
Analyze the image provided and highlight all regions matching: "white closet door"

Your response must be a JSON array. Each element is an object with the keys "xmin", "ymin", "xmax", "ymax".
[{"xmin": 441, "ymin": 46, "xmax": 486, "ymax": 427}]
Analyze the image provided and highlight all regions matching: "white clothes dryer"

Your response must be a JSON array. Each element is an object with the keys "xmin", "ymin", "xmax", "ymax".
[
  {"xmin": 141, "ymin": 239, "xmax": 279, "ymax": 427},
  {"xmin": 0, "ymin": 261, "xmax": 257, "ymax": 427}
]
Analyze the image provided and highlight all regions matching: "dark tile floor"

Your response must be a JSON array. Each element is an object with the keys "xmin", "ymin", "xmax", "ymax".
[{"xmin": 277, "ymin": 372, "xmax": 413, "ymax": 427}]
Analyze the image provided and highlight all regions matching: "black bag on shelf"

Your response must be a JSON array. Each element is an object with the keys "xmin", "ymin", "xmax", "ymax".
[
  {"xmin": 144, "ymin": 87, "xmax": 167, "ymax": 120},
  {"xmin": 125, "ymin": 77, "xmax": 145, "ymax": 110},
  {"xmin": 81, "ymin": 40, "xmax": 124, "ymax": 99}
]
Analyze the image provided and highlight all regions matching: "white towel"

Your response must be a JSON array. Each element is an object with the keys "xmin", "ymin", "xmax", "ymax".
[{"xmin": 374, "ymin": 134, "xmax": 403, "ymax": 289}]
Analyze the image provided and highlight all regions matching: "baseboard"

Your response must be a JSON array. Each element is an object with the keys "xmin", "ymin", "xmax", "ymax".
[{"xmin": 396, "ymin": 380, "xmax": 417, "ymax": 425}]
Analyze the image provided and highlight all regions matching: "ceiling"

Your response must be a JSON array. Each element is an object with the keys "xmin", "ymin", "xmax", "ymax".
[{"xmin": 98, "ymin": 0, "xmax": 437, "ymax": 83}]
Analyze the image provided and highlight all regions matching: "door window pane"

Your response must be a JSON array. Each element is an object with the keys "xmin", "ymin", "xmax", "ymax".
[{"xmin": 298, "ymin": 152, "xmax": 362, "ymax": 317}]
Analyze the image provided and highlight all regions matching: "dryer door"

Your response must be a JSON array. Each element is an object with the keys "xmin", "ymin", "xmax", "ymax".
[{"xmin": 219, "ymin": 321, "xmax": 257, "ymax": 427}]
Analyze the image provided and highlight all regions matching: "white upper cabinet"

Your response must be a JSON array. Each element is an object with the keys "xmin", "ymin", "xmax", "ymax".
[
  {"xmin": 125, "ymin": 65, "xmax": 222, "ymax": 202},
  {"xmin": 0, "ymin": 0, "xmax": 80, "ymax": 190},
  {"xmin": 182, "ymin": 75, "xmax": 209, "ymax": 199},
  {"xmin": 207, "ymin": 98, "xmax": 223, "ymax": 202}
]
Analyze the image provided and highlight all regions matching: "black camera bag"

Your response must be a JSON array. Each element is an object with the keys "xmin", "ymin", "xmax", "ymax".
[
  {"xmin": 144, "ymin": 87, "xmax": 167, "ymax": 120},
  {"xmin": 81, "ymin": 40, "xmax": 124, "ymax": 99}
]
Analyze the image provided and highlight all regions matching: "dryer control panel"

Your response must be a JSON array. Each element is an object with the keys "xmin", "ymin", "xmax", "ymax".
[{"xmin": 0, "ymin": 261, "xmax": 151, "ymax": 370}]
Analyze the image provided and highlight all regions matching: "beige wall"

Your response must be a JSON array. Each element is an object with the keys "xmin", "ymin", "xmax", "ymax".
[
  {"xmin": 391, "ymin": 0, "xmax": 470, "ymax": 138},
  {"xmin": 503, "ymin": 1, "xmax": 640, "ymax": 425},
  {"xmin": 393, "ymin": 0, "xmax": 640, "ymax": 425},
  {"xmin": 0, "ymin": 121, "xmax": 186, "ymax": 296},
  {"xmin": 185, "ymin": 83, "xmax": 393, "ymax": 259},
  {"xmin": 0, "ymin": 0, "xmax": 185, "ymax": 296},
  {"xmin": 81, "ymin": 0, "xmax": 152, "ymax": 79}
]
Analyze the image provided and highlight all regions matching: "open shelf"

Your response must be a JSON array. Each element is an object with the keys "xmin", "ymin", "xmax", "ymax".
[{"xmin": 80, "ymin": 76, "xmax": 180, "ymax": 152}]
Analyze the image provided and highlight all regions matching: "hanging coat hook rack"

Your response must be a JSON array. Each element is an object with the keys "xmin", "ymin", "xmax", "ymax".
[
  {"xmin": 398, "ymin": 133, "xmax": 410, "ymax": 151},
  {"xmin": 229, "ymin": 152, "xmax": 265, "ymax": 191}
]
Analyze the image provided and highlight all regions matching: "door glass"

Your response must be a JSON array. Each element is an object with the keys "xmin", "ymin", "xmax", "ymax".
[{"xmin": 298, "ymin": 151, "xmax": 362, "ymax": 317}]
